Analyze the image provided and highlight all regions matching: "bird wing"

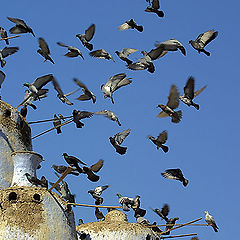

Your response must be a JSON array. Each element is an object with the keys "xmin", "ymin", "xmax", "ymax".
[
  {"xmin": 166, "ymin": 84, "xmax": 180, "ymax": 109},
  {"xmin": 76, "ymin": 94, "xmax": 91, "ymax": 101},
  {"xmin": 184, "ymin": 77, "xmax": 195, "ymax": 99},
  {"xmin": 118, "ymin": 22, "xmax": 131, "ymax": 31},
  {"xmin": 52, "ymin": 76, "xmax": 64, "ymax": 96},
  {"xmin": 165, "ymin": 168, "xmax": 183, "ymax": 179},
  {"xmin": 106, "ymin": 73, "xmax": 126, "ymax": 90},
  {"xmin": 0, "ymin": 71, "xmax": 5, "ymax": 88},
  {"xmin": 115, "ymin": 78, "xmax": 132, "ymax": 91},
  {"xmin": 7, "ymin": 17, "xmax": 28, "ymax": 28},
  {"xmin": 152, "ymin": 0, "xmax": 160, "ymax": 9},
  {"xmin": 194, "ymin": 85, "xmax": 207, "ymax": 98},
  {"xmin": 38, "ymin": 38, "xmax": 50, "ymax": 54},
  {"xmin": 65, "ymin": 51, "xmax": 79, "ymax": 57},
  {"xmin": 157, "ymin": 111, "xmax": 168, "ymax": 118},
  {"xmin": 148, "ymin": 46, "xmax": 166, "ymax": 60},
  {"xmin": 89, "ymin": 159, "xmax": 104, "ymax": 173},
  {"xmin": 73, "ymin": 78, "xmax": 88, "ymax": 91},
  {"xmin": 156, "ymin": 130, "xmax": 167, "ymax": 144},
  {"xmin": 198, "ymin": 30, "xmax": 218, "ymax": 46},
  {"xmin": 78, "ymin": 111, "xmax": 93, "ymax": 119},
  {"xmin": 32, "ymin": 74, "xmax": 53, "ymax": 90},
  {"xmin": 85, "ymin": 24, "xmax": 95, "ymax": 41},
  {"xmin": 89, "ymin": 49, "xmax": 106, "ymax": 58},
  {"xmin": 122, "ymin": 48, "xmax": 138, "ymax": 57},
  {"xmin": 128, "ymin": 61, "xmax": 147, "ymax": 70},
  {"xmin": 1, "ymin": 47, "xmax": 19, "ymax": 58},
  {"xmin": 161, "ymin": 204, "xmax": 170, "ymax": 218},
  {"xmin": 114, "ymin": 129, "xmax": 131, "ymax": 145},
  {"xmin": 57, "ymin": 42, "xmax": 68, "ymax": 48}
]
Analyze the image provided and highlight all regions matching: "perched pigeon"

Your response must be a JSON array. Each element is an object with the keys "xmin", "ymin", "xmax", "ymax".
[
  {"xmin": 109, "ymin": 129, "xmax": 131, "ymax": 155},
  {"xmin": 94, "ymin": 110, "xmax": 121, "ymax": 126},
  {"xmin": 62, "ymin": 153, "xmax": 86, "ymax": 173},
  {"xmin": 73, "ymin": 78, "xmax": 96, "ymax": 103},
  {"xmin": 132, "ymin": 195, "xmax": 147, "ymax": 217},
  {"xmin": 155, "ymin": 39, "xmax": 186, "ymax": 56},
  {"xmin": 20, "ymin": 105, "xmax": 28, "ymax": 118},
  {"xmin": 78, "ymin": 219, "xmax": 84, "ymax": 225},
  {"xmin": 148, "ymin": 130, "xmax": 168, "ymax": 153},
  {"xmin": 179, "ymin": 77, "xmax": 207, "ymax": 110},
  {"xmin": 152, "ymin": 204, "xmax": 169, "ymax": 221},
  {"xmin": 76, "ymin": 24, "xmax": 95, "ymax": 51},
  {"xmin": 53, "ymin": 114, "xmax": 62, "ymax": 134},
  {"xmin": 25, "ymin": 173, "xmax": 47, "ymax": 188},
  {"xmin": 115, "ymin": 48, "xmax": 138, "ymax": 65},
  {"xmin": 119, "ymin": 19, "xmax": 143, "ymax": 32},
  {"xmin": 52, "ymin": 164, "xmax": 79, "ymax": 176},
  {"xmin": 37, "ymin": 38, "xmax": 55, "ymax": 64},
  {"xmin": 72, "ymin": 109, "xmax": 93, "ymax": 128},
  {"xmin": 157, "ymin": 85, "xmax": 182, "ymax": 123},
  {"xmin": 116, "ymin": 193, "xmax": 134, "ymax": 211},
  {"xmin": 7, "ymin": 17, "xmax": 35, "ymax": 36},
  {"xmin": 40, "ymin": 176, "xmax": 48, "ymax": 189},
  {"xmin": 145, "ymin": 0, "xmax": 164, "ymax": 18},
  {"xmin": 204, "ymin": 211, "xmax": 218, "ymax": 232},
  {"xmin": 101, "ymin": 73, "xmax": 132, "ymax": 104},
  {"xmin": 88, "ymin": 185, "xmax": 109, "ymax": 205},
  {"xmin": 0, "ymin": 71, "xmax": 6, "ymax": 88},
  {"xmin": 189, "ymin": 30, "xmax": 218, "ymax": 56},
  {"xmin": 0, "ymin": 27, "xmax": 9, "ymax": 45},
  {"xmin": 0, "ymin": 47, "xmax": 19, "ymax": 67},
  {"xmin": 136, "ymin": 216, "xmax": 151, "ymax": 226},
  {"xmin": 89, "ymin": 49, "xmax": 114, "ymax": 62},
  {"xmin": 57, "ymin": 42, "xmax": 84, "ymax": 59},
  {"xmin": 161, "ymin": 168, "xmax": 189, "ymax": 187},
  {"xmin": 95, "ymin": 207, "xmax": 105, "ymax": 221},
  {"xmin": 164, "ymin": 217, "xmax": 179, "ymax": 235}
]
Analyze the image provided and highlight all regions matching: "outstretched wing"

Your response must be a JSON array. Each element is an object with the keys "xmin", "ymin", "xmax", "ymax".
[
  {"xmin": 166, "ymin": 84, "xmax": 180, "ymax": 109},
  {"xmin": 85, "ymin": 24, "xmax": 95, "ymax": 41},
  {"xmin": 7, "ymin": 17, "xmax": 28, "ymax": 28},
  {"xmin": 184, "ymin": 77, "xmax": 195, "ymax": 99},
  {"xmin": 33, "ymin": 74, "xmax": 53, "ymax": 90},
  {"xmin": 156, "ymin": 130, "xmax": 167, "ymax": 144},
  {"xmin": 39, "ymin": 38, "xmax": 50, "ymax": 54},
  {"xmin": 194, "ymin": 85, "xmax": 207, "ymax": 98},
  {"xmin": 1, "ymin": 47, "xmax": 19, "ymax": 58},
  {"xmin": 90, "ymin": 159, "xmax": 104, "ymax": 173},
  {"xmin": 114, "ymin": 129, "xmax": 131, "ymax": 145}
]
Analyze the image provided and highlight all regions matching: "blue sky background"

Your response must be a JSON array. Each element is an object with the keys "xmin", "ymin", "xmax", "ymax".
[{"xmin": 1, "ymin": 0, "xmax": 239, "ymax": 239}]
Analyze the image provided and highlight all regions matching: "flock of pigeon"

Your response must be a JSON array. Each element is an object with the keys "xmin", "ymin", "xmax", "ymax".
[{"xmin": 0, "ymin": 0, "xmax": 219, "ymax": 238}]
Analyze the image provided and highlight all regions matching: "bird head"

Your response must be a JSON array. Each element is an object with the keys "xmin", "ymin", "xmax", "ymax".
[
  {"xmin": 157, "ymin": 104, "xmax": 165, "ymax": 110},
  {"xmin": 116, "ymin": 193, "xmax": 122, "ymax": 198},
  {"xmin": 147, "ymin": 135, "xmax": 154, "ymax": 141},
  {"xmin": 188, "ymin": 40, "xmax": 193, "ymax": 44},
  {"xmin": 23, "ymin": 82, "xmax": 30, "ymax": 87},
  {"xmin": 76, "ymin": 34, "xmax": 81, "ymax": 38},
  {"xmin": 62, "ymin": 153, "xmax": 67, "ymax": 157}
]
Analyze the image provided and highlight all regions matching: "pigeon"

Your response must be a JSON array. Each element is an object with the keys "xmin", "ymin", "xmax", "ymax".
[
  {"xmin": 0, "ymin": 71, "xmax": 6, "ymax": 88},
  {"xmin": 0, "ymin": 47, "xmax": 19, "ymax": 67},
  {"xmin": 189, "ymin": 30, "xmax": 218, "ymax": 56},
  {"xmin": 52, "ymin": 164, "xmax": 79, "ymax": 176},
  {"xmin": 95, "ymin": 207, "xmax": 105, "ymax": 221},
  {"xmin": 161, "ymin": 168, "xmax": 189, "ymax": 187},
  {"xmin": 57, "ymin": 42, "xmax": 84, "ymax": 59},
  {"xmin": 115, "ymin": 48, "xmax": 138, "ymax": 65},
  {"xmin": 25, "ymin": 173, "xmax": 47, "ymax": 188},
  {"xmin": 7, "ymin": 17, "xmax": 35, "ymax": 36},
  {"xmin": 37, "ymin": 38, "xmax": 55, "ymax": 64},
  {"xmin": 22, "ymin": 91, "xmax": 37, "ymax": 110},
  {"xmin": 109, "ymin": 129, "xmax": 131, "ymax": 155},
  {"xmin": 20, "ymin": 105, "xmax": 28, "ymax": 118},
  {"xmin": 89, "ymin": 49, "xmax": 114, "ymax": 62},
  {"xmin": 116, "ymin": 193, "xmax": 134, "ymax": 211},
  {"xmin": 82, "ymin": 166, "xmax": 100, "ymax": 182},
  {"xmin": 164, "ymin": 217, "xmax": 179, "ymax": 235},
  {"xmin": 0, "ymin": 27, "xmax": 9, "ymax": 45},
  {"xmin": 94, "ymin": 110, "xmax": 121, "ymax": 126},
  {"xmin": 78, "ymin": 219, "xmax": 84, "ymax": 225},
  {"xmin": 62, "ymin": 153, "xmax": 86, "ymax": 173},
  {"xmin": 204, "ymin": 211, "xmax": 218, "ymax": 232},
  {"xmin": 52, "ymin": 77, "xmax": 73, "ymax": 105},
  {"xmin": 92, "ymin": 185, "xmax": 110, "ymax": 196},
  {"xmin": 53, "ymin": 114, "xmax": 62, "ymax": 134},
  {"xmin": 179, "ymin": 77, "xmax": 207, "ymax": 110},
  {"xmin": 157, "ymin": 84, "xmax": 182, "ymax": 123},
  {"xmin": 101, "ymin": 73, "xmax": 132, "ymax": 104},
  {"xmin": 52, "ymin": 181, "xmax": 75, "ymax": 203},
  {"xmin": 88, "ymin": 185, "xmax": 109, "ymax": 205},
  {"xmin": 136, "ymin": 216, "xmax": 151, "ymax": 226},
  {"xmin": 145, "ymin": 0, "xmax": 164, "ymax": 18},
  {"xmin": 132, "ymin": 195, "xmax": 147, "ymax": 217},
  {"xmin": 73, "ymin": 78, "xmax": 96, "ymax": 103},
  {"xmin": 88, "ymin": 159, "xmax": 104, "ymax": 173},
  {"xmin": 119, "ymin": 19, "xmax": 143, "ymax": 32},
  {"xmin": 25, "ymin": 89, "xmax": 49, "ymax": 102},
  {"xmin": 72, "ymin": 109, "xmax": 93, "ymax": 128},
  {"xmin": 148, "ymin": 130, "xmax": 168, "ymax": 152},
  {"xmin": 152, "ymin": 204, "xmax": 169, "ymax": 221},
  {"xmin": 76, "ymin": 24, "xmax": 95, "ymax": 51},
  {"xmin": 40, "ymin": 176, "xmax": 48, "ymax": 189},
  {"xmin": 155, "ymin": 39, "xmax": 186, "ymax": 56}
]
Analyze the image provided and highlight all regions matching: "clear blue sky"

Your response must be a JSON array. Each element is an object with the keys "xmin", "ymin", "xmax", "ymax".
[{"xmin": 1, "ymin": 0, "xmax": 239, "ymax": 239}]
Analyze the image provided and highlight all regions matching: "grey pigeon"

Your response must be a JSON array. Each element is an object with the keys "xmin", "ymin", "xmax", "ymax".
[
  {"xmin": 95, "ymin": 207, "xmax": 105, "ymax": 221},
  {"xmin": 155, "ymin": 39, "xmax": 186, "ymax": 56},
  {"xmin": 204, "ymin": 211, "xmax": 218, "ymax": 232},
  {"xmin": 73, "ymin": 78, "xmax": 96, "ymax": 103},
  {"xmin": 179, "ymin": 76, "xmax": 207, "ymax": 110},
  {"xmin": 7, "ymin": 17, "xmax": 35, "ymax": 36},
  {"xmin": 0, "ymin": 27, "xmax": 9, "ymax": 45},
  {"xmin": 76, "ymin": 24, "xmax": 95, "ymax": 51},
  {"xmin": 52, "ymin": 164, "xmax": 79, "ymax": 176},
  {"xmin": 189, "ymin": 30, "xmax": 218, "ymax": 56},
  {"xmin": 53, "ymin": 114, "xmax": 62, "ymax": 134},
  {"xmin": 37, "ymin": 38, "xmax": 55, "ymax": 64},
  {"xmin": 89, "ymin": 49, "xmax": 114, "ymax": 62},
  {"xmin": 94, "ymin": 110, "xmax": 121, "ymax": 126},
  {"xmin": 72, "ymin": 109, "xmax": 93, "ymax": 128},
  {"xmin": 0, "ymin": 47, "xmax": 19, "ymax": 67},
  {"xmin": 136, "ymin": 216, "xmax": 151, "ymax": 226},
  {"xmin": 157, "ymin": 84, "xmax": 182, "ymax": 123},
  {"xmin": 115, "ymin": 48, "xmax": 138, "ymax": 65},
  {"xmin": 0, "ymin": 71, "xmax": 6, "ymax": 88},
  {"xmin": 161, "ymin": 168, "xmax": 189, "ymax": 187},
  {"xmin": 148, "ymin": 130, "xmax": 168, "ymax": 152},
  {"xmin": 57, "ymin": 42, "xmax": 84, "ymax": 59},
  {"xmin": 109, "ymin": 129, "xmax": 131, "ymax": 155},
  {"xmin": 89, "ymin": 159, "xmax": 104, "ymax": 173},
  {"xmin": 145, "ymin": 0, "xmax": 164, "ymax": 18},
  {"xmin": 101, "ymin": 73, "xmax": 132, "ymax": 104},
  {"xmin": 119, "ymin": 19, "xmax": 143, "ymax": 32},
  {"xmin": 88, "ymin": 185, "xmax": 109, "ymax": 205},
  {"xmin": 22, "ymin": 90, "xmax": 37, "ymax": 110},
  {"xmin": 116, "ymin": 193, "xmax": 134, "ymax": 211}
]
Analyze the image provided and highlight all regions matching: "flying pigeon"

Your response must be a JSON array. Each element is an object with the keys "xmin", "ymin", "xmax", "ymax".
[
  {"xmin": 57, "ymin": 42, "xmax": 84, "ymax": 59},
  {"xmin": 94, "ymin": 110, "xmax": 121, "ymax": 126},
  {"xmin": 62, "ymin": 153, "xmax": 86, "ymax": 173},
  {"xmin": 88, "ymin": 159, "xmax": 104, "ymax": 173},
  {"xmin": 0, "ymin": 47, "xmax": 19, "ymax": 67},
  {"xmin": 53, "ymin": 114, "xmax": 62, "ymax": 134},
  {"xmin": 7, "ymin": 17, "xmax": 35, "ymax": 36},
  {"xmin": 89, "ymin": 49, "xmax": 114, "ymax": 62},
  {"xmin": 145, "ymin": 0, "xmax": 164, "ymax": 18},
  {"xmin": 161, "ymin": 168, "xmax": 189, "ymax": 187},
  {"xmin": 52, "ymin": 164, "xmax": 79, "ymax": 176},
  {"xmin": 72, "ymin": 109, "xmax": 93, "ymax": 128},
  {"xmin": 155, "ymin": 39, "xmax": 186, "ymax": 56},
  {"xmin": 116, "ymin": 193, "xmax": 134, "ymax": 211},
  {"xmin": 73, "ymin": 78, "xmax": 96, "ymax": 103},
  {"xmin": 115, "ymin": 48, "xmax": 138, "ymax": 65},
  {"xmin": 119, "ymin": 19, "xmax": 143, "ymax": 32},
  {"xmin": 0, "ymin": 27, "xmax": 9, "ymax": 45},
  {"xmin": 82, "ymin": 166, "xmax": 100, "ymax": 182},
  {"xmin": 76, "ymin": 24, "xmax": 95, "ymax": 51},
  {"xmin": 95, "ymin": 207, "xmax": 105, "ymax": 221},
  {"xmin": 101, "ymin": 73, "xmax": 132, "ymax": 104},
  {"xmin": 88, "ymin": 185, "xmax": 109, "ymax": 205},
  {"xmin": 157, "ymin": 84, "xmax": 182, "ymax": 123},
  {"xmin": 132, "ymin": 195, "xmax": 147, "ymax": 217},
  {"xmin": 179, "ymin": 76, "xmax": 207, "ymax": 110},
  {"xmin": 152, "ymin": 204, "xmax": 169, "ymax": 221},
  {"xmin": 148, "ymin": 130, "xmax": 168, "ymax": 153},
  {"xmin": 37, "ymin": 38, "xmax": 55, "ymax": 64},
  {"xmin": 204, "ymin": 211, "xmax": 219, "ymax": 232},
  {"xmin": 0, "ymin": 71, "xmax": 6, "ymax": 88},
  {"xmin": 189, "ymin": 30, "xmax": 218, "ymax": 56},
  {"xmin": 109, "ymin": 129, "xmax": 131, "ymax": 155}
]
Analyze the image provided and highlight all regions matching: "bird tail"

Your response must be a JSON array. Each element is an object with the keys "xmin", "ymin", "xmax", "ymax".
[
  {"xmin": 171, "ymin": 110, "xmax": 182, "ymax": 123},
  {"xmin": 116, "ymin": 145, "xmax": 127, "ymax": 155},
  {"xmin": 135, "ymin": 25, "xmax": 143, "ymax": 32},
  {"xmin": 49, "ymin": 57, "xmax": 55, "ymax": 64},
  {"xmin": 29, "ymin": 104, "xmax": 37, "ymax": 110},
  {"xmin": 192, "ymin": 102, "xmax": 199, "ymax": 110},
  {"xmin": 213, "ymin": 226, "xmax": 218, "ymax": 232},
  {"xmin": 86, "ymin": 43, "xmax": 93, "ymax": 51},
  {"xmin": 183, "ymin": 178, "xmax": 189, "ymax": 187},
  {"xmin": 157, "ymin": 10, "xmax": 164, "ymax": 18},
  {"xmin": 202, "ymin": 49, "xmax": 210, "ymax": 56},
  {"xmin": 76, "ymin": 121, "xmax": 84, "ymax": 128},
  {"xmin": 5, "ymin": 39, "xmax": 9, "ymax": 45},
  {"xmin": 116, "ymin": 119, "xmax": 121, "ymax": 126},
  {"xmin": 56, "ymin": 128, "xmax": 62, "ymax": 134},
  {"xmin": 125, "ymin": 58, "xmax": 132, "ymax": 65},
  {"xmin": 161, "ymin": 145, "xmax": 169, "ymax": 153},
  {"xmin": 147, "ymin": 63, "xmax": 155, "ymax": 73}
]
